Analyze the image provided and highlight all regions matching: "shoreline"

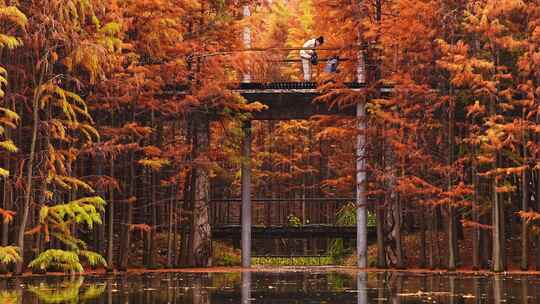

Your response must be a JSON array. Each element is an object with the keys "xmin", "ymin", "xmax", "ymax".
[{"xmin": 2, "ymin": 266, "xmax": 540, "ymax": 278}]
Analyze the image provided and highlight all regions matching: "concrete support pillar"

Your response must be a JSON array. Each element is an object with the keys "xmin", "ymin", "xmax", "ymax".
[
  {"xmin": 356, "ymin": 101, "xmax": 367, "ymax": 268},
  {"xmin": 356, "ymin": 49, "xmax": 368, "ymax": 268},
  {"xmin": 357, "ymin": 50, "xmax": 366, "ymax": 84},
  {"xmin": 242, "ymin": 5, "xmax": 252, "ymax": 83},
  {"xmin": 241, "ymin": 121, "xmax": 252, "ymax": 268}
]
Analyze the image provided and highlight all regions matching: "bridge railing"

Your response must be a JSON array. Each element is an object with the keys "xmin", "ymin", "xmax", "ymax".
[
  {"xmin": 196, "ymin": 46, "xmax": 368, "ymax": 85},
  {"xmin": 209, "ymin": 198, "xmax": 354, "ymax": 227}
]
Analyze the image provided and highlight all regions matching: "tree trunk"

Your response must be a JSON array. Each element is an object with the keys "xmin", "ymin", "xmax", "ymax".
[
  {"xmin": 537, "ymin": 168, "xmax": 540, "ymax": 270},
  {"xmin": 376, "ymin": 125, "xmax": 386, "ymax": 268},
  {"xmin": 106, "ymin": 156, "xmax": 115, "ymax": 272},
  {"xmin": 167, "ymin": 186, "xmax": 175, "ymax": 268},
  {"xmin": 429, "ymin": 205, "xmax": 436, "ymax": 269},
  {"xmin": 118, "ymin": 149, "xmax": 135, "ymax": 271},
  {"xmin": 472, "ymin": 148, "xmax": 480, "ymax": 270},
  {"xmin": 448, "ymin": 102, "xmax": 457, "ymax": 270},
  {"xmin": 492, "ymin": 155, "xmax": 504, "ymax": 272},
  {"xmin": 521, "ymin": 124, "xmax": 529, "ymax": 270},
  {"xmin": 15, "ymin": 96, "xmax": 39, "ymax": 275},
  {"xmin": 419, "ymin": 205, "xmax": 427, "ymax": 268},
  {"xmin": 187, "ymin": 115, "xmax": 212, "ymax": 267}
]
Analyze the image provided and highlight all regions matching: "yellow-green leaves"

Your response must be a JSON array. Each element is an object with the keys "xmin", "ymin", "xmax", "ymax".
[
  {"xmin": 0, "ymin": 140, "xmax": 17, "ymax": 153},
  {"xmin": 0, "ymin": 4, "xmax": 27, "ymax": 98},
  {"xmin": 28, "ymin": 249, "xmax": 85, "ymax": 273},
  {"xmin": 0, "ymin": 246, "xmax": 21, "ymax": 265}
]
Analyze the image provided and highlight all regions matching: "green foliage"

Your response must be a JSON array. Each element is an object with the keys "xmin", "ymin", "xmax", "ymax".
[
  {"xmin": 368, "ymin": 212, "xmax": 376, "ymax": 228},
  {"xmin": 336, "ymin": 202, "xmax": 356, "ymax": 226},
  {"xmin": 28, "ymin": 249, "xmax": 107, "ymax": 273},
  {"xmin": 0, "ymin": 4, "xmax": 25, "ymax": 178},
  {"xmin": 327, "ymin": 238, "xmax": 351, "ymax": 264},
  {"xmin": 79, "ymin": 250, "xmax": 107, "ymax": 267},
  {"xmin": 335, "ymin": 202, "xmax": 376, "ymax": 227},
  {"xmin": 252, "ymin": 256, "xmax": 334, "ymax": 266},
  {"xmin": 29, "ymin": 249, "xmax": 84, "ymax": 273},
  {"xmin": 287, "ymin": 214, "xmax": 302, "ymax": 227},
  {"xmin": 212, "ymin": 241, "xmax": 240, "ymax": 266},
  {"xmin": 0, "ymin": 246, "xmax": 21, "ymax": 265},
  {"xmin": 0, "ymin": 290, "xmax": 20, "ymax": 304},
  {"xmin": 29, "ymin": 196, "xmax": 107, "ymax": 273},
  {"xmin": 40, "ymin": 196, "xmax": 106, "ymax": 232}
]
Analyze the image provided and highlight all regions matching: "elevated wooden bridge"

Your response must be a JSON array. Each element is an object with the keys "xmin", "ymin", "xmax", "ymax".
[{"xmin": 172, "ymin": 4, "xmax": 392, "ymax": 267}]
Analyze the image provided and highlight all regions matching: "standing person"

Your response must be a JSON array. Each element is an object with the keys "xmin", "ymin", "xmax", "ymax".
[
  {"xmin": 324, "ymin": 55, "xmax": 340, "ymax": 73},
  {"xmin": 300, "ymin": 36, "xmax": 324, "ymax": 81}
]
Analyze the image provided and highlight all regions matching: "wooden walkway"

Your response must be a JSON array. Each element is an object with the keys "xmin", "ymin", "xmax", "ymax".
[{"xmin": 161, "ymin": 82, "xmax": 392, "ymax": 120}]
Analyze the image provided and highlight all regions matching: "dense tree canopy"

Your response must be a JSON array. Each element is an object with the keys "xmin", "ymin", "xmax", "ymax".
[{"xmin": 0, "ymin": 0, "xmax": 540, "ymax": 274}]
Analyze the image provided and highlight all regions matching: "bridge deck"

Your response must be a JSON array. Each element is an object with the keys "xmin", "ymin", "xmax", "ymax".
[
  {"xmin": 240, "ymin": 82, "xmax": 364, "ymax": 120},
  {"xmin": 162, "ymin": 82, "xmax": 392, "ymax": 120}
]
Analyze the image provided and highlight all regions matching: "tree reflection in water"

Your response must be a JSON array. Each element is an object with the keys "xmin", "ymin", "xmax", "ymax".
[
  {"xmin": 241, "ymin": 272, "xmax": 251, "ymax": 304},
  {"xmin": 357, "ymin": 272, "xmax": 367, "ymax": 304},
  {"xmin": 27, "ymin": 276, "xmax": 105, "ymax": 303},
  {"xmin": 0, "ymin": 271, "xmax": 537, "ymax": 303}
]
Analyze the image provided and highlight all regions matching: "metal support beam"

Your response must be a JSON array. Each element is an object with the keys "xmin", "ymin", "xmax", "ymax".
[
  {"xmin": 357, "ymin": 49, "xmax": 368, "ymax": 268},
  {"xmin": 241, "ymin": 121, "xmax": 252, "ymax": 268}
]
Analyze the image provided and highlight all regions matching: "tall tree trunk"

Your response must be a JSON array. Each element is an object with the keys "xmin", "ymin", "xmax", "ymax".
[
  {"xmin": 521, "ymin": 120, "xmax": 529, "ymax": 271},
  {"xmin": 15, "ymin": 95, "xmax": 39, "ymax": 275},
  {"xmin": 492, "ymin": 153, "xmax": 504, "ymax": 272},
  {"xmin": 180, "ymin": 119, "xmax": 194, "ymax": 266},
  {"xmin": 419, "ymin": 204, "xmax": 427, "ymax": 268},
  {"xmin": 187, "ymin": 115, "xmax": 212, "ymax": 267},
  {"xmin": 472, "ymin": 146, "xmax": 480, "ymax": 270},
  {"xmin": 119, "ymin": 97, "xmax": 137, "ymax": 271},
  {"xmin": 490, "ymin": 89, "xmax": 504, "ymax": 272},
  {"xmin": 448, "ymin": 102, "xmax": 457, "ymax": 270},
  {"xmin": 167, "ymin": 186, "xmax": 175, "ymax": 268},
  {"xmin": 376, "ymin": 124, "xmax": 386, "ymax": 268},
  {"xmin": 119, "ymin": 149, "xmax": 135, "ymax": 271},
  {"xmin": 106, "ymin": 156, "xmax": 115, "ymax": 272},
  {"xmin": 537, "ymin": 168, "xmax": 540, "ymax": 270},
  {"xmin": 429, "ymin": 205, "xmax": 436, "ymax": 269}
]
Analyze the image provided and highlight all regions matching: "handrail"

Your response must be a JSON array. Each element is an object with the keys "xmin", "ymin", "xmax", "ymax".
[
  {"xmin": 192, "ymin": 46, "xmax": 360, "ymax": 58},
  {"xmin": 210, "ymin": 197, "xmax": 354, "ymax": 202}
]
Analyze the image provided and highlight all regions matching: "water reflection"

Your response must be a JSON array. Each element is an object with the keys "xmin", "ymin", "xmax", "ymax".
[
  {"xmin": 241, "ymin": 272, "xmax": 251, "ymax": 304},
  {"xmin": 0, "ymin": 271, "xmax": 538, "ymax": 303}
]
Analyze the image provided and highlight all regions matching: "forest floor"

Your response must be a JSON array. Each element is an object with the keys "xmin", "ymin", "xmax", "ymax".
[
  {"xmin": 344, "ymin": 227, "xmax": 540, "ymax": 273},
  {"xmin": 4, "ymin": 227, "xmax": 540, "ymax": 278}
]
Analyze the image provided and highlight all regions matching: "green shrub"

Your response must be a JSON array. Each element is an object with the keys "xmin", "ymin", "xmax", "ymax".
[
  {"xmin": 252, "ymin": 256, "xmax": 333, "ymax": 266},
  {"xmin": 212, "ymin": 242, "xmax": 240, "ymax": 266}
]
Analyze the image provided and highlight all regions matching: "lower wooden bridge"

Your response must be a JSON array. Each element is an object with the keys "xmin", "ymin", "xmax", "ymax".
[{"xmin": 209, "ymin": 198, "xmax": 375, "ymax": 240}]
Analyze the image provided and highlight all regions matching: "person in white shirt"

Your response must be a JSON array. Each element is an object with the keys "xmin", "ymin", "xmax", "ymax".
[{"xmin": 299, "ymin": 36, "xmax": 324, "ymax": 81}]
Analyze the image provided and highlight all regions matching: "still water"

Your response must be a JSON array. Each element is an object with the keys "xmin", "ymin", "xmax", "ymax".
[{"xmin": 0, "ymin": 270, "xmax": 538, "ymax": 303}]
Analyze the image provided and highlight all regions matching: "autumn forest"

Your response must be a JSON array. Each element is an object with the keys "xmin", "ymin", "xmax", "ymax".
[{"xmin": 0, "ymin": 0, "xmax": 540, "ymax": 276}]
